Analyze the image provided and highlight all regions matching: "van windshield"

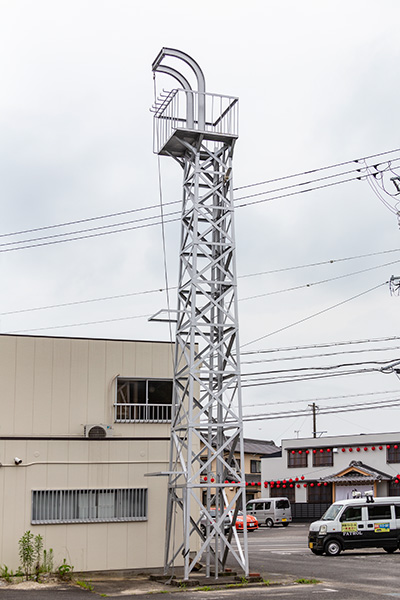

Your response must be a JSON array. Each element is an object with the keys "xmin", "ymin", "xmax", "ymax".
[
  {"xmin": 276, "ymin": 500, "xmax": 290, "ymax": 509},
  {"xmin": 321, "ymin": 504, "xmax": 343, "ymax": 521}
]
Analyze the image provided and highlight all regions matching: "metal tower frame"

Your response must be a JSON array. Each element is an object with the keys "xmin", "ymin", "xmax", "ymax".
[{"xmin": 152, "ymin": 48, "xmax": 248, "ymax": 580}]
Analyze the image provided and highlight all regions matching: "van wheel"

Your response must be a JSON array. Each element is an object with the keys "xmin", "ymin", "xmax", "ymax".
[
  {"xmin": 265, "ymin": 519, "xmax": 274, "ymax": 528},
  {"xmin": 384, "ymin": 547, "xmax": 396, "ymax": 553},
  {"xmin": 324, "ymin": 539, "xmax": 342, "ymax": 556}
]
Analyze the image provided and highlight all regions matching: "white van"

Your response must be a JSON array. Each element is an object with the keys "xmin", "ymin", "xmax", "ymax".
[
  {"xmin": 308, "ymin": 495, "xmax": 400, "ymax": 556},
  {"xmin": 246, "ymin": 497, "xmax": 292, "ymax": 527}
]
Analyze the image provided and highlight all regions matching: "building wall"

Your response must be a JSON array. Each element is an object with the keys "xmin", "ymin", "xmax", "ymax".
[
  {"xmin": 0, "ymin": 334, "xmax": 176, "ymax": 572},
  {"xmin": 261, "ymin": 432, "xmax": 400, "ymax": 502}
]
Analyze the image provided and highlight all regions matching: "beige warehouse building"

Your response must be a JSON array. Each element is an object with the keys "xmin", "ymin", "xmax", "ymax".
[{"xmin": 0, "ymin": 333, "xmax": 176, "ymax": 572}]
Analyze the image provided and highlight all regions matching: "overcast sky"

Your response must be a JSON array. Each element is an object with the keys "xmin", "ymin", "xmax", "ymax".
[{"xmin": 1, "ymin": 0, "xmax": 400, "ymax": 444}]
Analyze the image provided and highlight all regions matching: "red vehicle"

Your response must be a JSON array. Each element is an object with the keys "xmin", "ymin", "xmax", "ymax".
[{"xmin": 235, "ymin": 511, "xmax": 259, "ymax": 532}]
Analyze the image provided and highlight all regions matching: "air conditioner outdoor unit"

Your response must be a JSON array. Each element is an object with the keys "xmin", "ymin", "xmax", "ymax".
[{"xmin": 84, "ymin": 424, "xmax": 113, "ymax": 439}]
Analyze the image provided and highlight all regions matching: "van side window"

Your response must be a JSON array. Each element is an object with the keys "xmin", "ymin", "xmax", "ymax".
[
  {"xmin": 367, "ymin": 505, "xmax": 391, "ymax": 520},
  {"xmin": 395, "ymin": 505, "xmax": 400, "ymax": 519},
  {"xmin": 265, "ymin": 502, "xmax": 271, "ymax": 510},
  {"xmin": 340, "ymin": 506, "xmax": 362, "ymax": 522},
  {"xmin": 276, "ymin": 500, "xmax": 290, "ymax": 509},
  {"xmin": 253, "ymin": 502, "xmax": 264, "ymax": 510}
]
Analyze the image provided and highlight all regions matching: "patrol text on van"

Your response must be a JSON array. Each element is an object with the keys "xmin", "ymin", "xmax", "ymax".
[{"xmin": 308, "ymin": 495, "xmax": 400, "ymax": 556}]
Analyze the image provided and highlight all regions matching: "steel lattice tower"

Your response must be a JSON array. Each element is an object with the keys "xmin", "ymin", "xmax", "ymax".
[{"xmin": 152, "ymin": 48, "xmax": 248, "ymax": 580}]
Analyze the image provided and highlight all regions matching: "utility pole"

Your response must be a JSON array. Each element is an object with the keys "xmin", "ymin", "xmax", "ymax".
[
  {"xmin": 152, "ymin": 48, "xmax": 248, "ymax": 581},
  {"xmin": 309, "ymin": 402, "xmax": 317, "ymax": 438}
]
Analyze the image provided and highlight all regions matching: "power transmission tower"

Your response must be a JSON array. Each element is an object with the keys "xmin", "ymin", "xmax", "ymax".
[{"xmin": 152, "ymin": 48, "xmax": 248, "ymax": 580}]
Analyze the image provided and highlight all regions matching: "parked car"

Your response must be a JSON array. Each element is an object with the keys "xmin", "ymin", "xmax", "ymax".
[
  {"xmin": 235, "ymin": 511, "xmax": 259, "ymax": 532},
  {"xmin": 200, "ymin": 508, "xmax": 231, "ymax": 534},
  {"xmin": 246, "ymin": 497, "xmax": 292, "ymax": 527}
]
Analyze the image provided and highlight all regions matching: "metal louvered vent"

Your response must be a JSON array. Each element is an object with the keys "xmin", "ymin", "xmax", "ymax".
[{"xmin": 84, "ymin": 424, "xmax": 113, "ymax": 439}]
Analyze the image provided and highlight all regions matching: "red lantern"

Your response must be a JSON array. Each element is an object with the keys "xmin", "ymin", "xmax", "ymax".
[
  {"xmin": 341, "ymin": 448, "xmax": 346, "ymax": 452},
  {"xmin": 387, "ymin": 445, "xmax": 391, "ymax": 449},
  {"xmin": 295, "ymin": 477, "xmax": 299, "ymax": 482},
  {"xmin": 327, "ymin": 448, "xmax": 331, "ymax": 453},
  {"xmin": 289, "ymin": 478, "xmax": 293, "ymax": 483},
  {"xmin": 251, "ymin": 482, "xmax": 255, "ymax": 486},
  {"xmin": 320, "ymin": 449, "xmax": 323, "ymax": 453},
  {"xmin": 379, "ymin": 446, "xmax": 383, "ymax": 450},
  {"xmin": 397, "ymin": 474, "xmax": 400, "ymax": 479},
  {"xmin": 395, "ymin": 479, "xmax": 399, "ymax": 484},
  {"xmin": 264, "ymin": 482, "xmax": 268, "ymax": 488},
  {"xmin": 310, "ymin": 483, "xmax": 314, "ymax": 487},
  {"xmin": 291, "ymin": 450, "xmax": 295, "ymax": 454},
  {"xmin": 276, "ymin": 485, "xmax": 280, "ymax": 489},
  {"xmin": 301, "ymin": 475, "xmax": 305, "ymax": 480},
  {"xmin": 257, "ymin": 482, "xmax": 261, "ymax": 486},
  {"xmin": 306, "ymin": 450, "xmax": 310, "ymax": 454},
  {"xmin": 211, "ymin": 478, "xmax": 215, "ymax": 483},
  {"xmin": 313, "ymin": 450, "xmax": 317, "ymax": 454},
  {"xmin": 395, "ymin": 445, "xmax": 398, "ymax": 450},
  {"xmin": 224, "ymin": 480, "xmax": 229, "ymax": 484},
  {"xmin": 290, "ymin": 484, "xmax": 293, "ymax": 488},
  {"xmin": 277, "ymin": 481, "xmax": 281, "ymax": 485},
  {"xmin": 245, "ymin": 482, "xmax": 248, "ymax": 486},
  {"xmin": 299, "ymin": 450, "xmax": 302, "ymax": 454},
  {"xmin": 371, "ymin": 446, "xmax": 376, "ymax": 451},
  {"xmin": 203, "ymin": 476, "xmax": 208, "ymax": 482},
  {"xmin": 317, "ymin": 482, "xmax": 321, "ymax": 487},
  {"xmin": 283, "ymin": 480, "xmax": 287, "ymax": 484},
  {"xmin": 364, "ymin": 447, "xmax": 368, "ymax": 451},
  {"xmin": 324, "ymin": 482, "xmax": 328, "ymax": 486},
  {"xmin": 356, "ymin": 448, "xmax": 361, "ymax": 452},
  {"xmin": 349, "ymin": 448, "xmax": 353, "ymax": 452},
  {"xmin": 303, "ymin": 483, "xmax": 307, "ymax": 487},
  {"xmin": 296, "ymin": 484, "xmax": 300, "ymax": 488},
  {"xmin": 283, "ymin": 484, "xmax": 286, "ymax": 488}
]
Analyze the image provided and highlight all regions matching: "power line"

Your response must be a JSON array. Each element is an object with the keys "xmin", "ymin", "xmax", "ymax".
[
  {"xmin": 241, "ymin": 345, "xmax": 400, "ymax": 365},
  {"xmin": 233, "ymin": 146, "xmax": 400, "ymax": 191},
  {"xmin": 242, "ymin": 397, "xmax": 400, "ymax": 422},
  {"xmin": 2, "ymin": 149, "xmax": 400, "ymax": 253},
  {"xmin": 242, "ymin": 388, "xmax": 400, "ymax": 409},
  {"xmin": 240, "ymin": 335, "xmax": 400, "ymax": 356},
  {"xmin": 240, "ymin": 281, "xmax": 388, "ymax": 348},
  {"xmin": 239, "ymin": 258, "xmax": 400, "ymax": 302},
  {"xmin": 2, "ymin": 248, "xmax": 399, "ymax": 317}
]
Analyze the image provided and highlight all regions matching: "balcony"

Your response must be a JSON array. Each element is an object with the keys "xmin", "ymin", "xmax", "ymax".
[{"xmin": 114, "ymin": 403, "xmax": 172, "ymax": 424}]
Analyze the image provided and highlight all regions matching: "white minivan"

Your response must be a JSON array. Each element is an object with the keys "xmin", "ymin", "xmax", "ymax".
[
  {"xmin": 246, "ymin": 497, "xmax": 292, "ymax": 527},
  {"xmin": 308, "ymin": 495, "xmax": 400, "ymax": 556}
]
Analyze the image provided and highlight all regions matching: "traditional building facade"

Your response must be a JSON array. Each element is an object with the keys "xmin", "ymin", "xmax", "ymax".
[{"xmin": 261, "ymin": 432, "xmax": 400, "ymax": 520}]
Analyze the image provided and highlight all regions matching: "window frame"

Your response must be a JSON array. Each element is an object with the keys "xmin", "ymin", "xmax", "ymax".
[
  {"xmin": 387, "ymin": 446, "xmax": 400, "ymax": 464},
  {"xmin": 287, "ymin": 450, "xmax": 308, "ymax": 469},
  {"xmin": 115, "ymin": 377, "xmax": 173, "ymax": 423},
  {"xmin": 31, "ymin": 488, "xmax": 148, "ymax": 525},
  {"xmin": 250, "ymin": 459, "xmax": 261, "ymax": 474},
  {"xmin": 312, "ymin": 449, "xmax": 334, "ymax": 467}
]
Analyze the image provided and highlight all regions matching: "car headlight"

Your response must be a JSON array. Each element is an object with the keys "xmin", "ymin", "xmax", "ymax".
[{"xmin": 319, "ymin": 525, "xmax": 327, "ymax": 535}]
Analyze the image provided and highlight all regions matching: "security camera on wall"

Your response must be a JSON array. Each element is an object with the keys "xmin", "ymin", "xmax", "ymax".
[{"xmin": 14, "ymin": 457, "xmax": 22, "ymax": 465}]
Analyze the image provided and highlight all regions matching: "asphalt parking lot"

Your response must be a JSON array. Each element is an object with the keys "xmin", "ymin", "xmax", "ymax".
[{"xmin": 2, "ymin": 523, "xmax": 400, "ymax": 599}]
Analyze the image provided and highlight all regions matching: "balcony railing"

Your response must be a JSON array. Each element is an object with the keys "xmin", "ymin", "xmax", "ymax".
[
  {"xmin": 114, "ymin": 403, "xmax": 172, "ymax": 423},
  {"xmin": 152, "ymin": 88, "xmax": 239, "ymax": 155}
]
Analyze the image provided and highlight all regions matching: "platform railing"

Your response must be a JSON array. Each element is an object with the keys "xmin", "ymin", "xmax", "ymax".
[{"xmin": 153, "ymin": 88, "xmax": 238, "ymax": 154}]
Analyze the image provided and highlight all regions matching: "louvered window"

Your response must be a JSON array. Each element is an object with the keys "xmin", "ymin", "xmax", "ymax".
[{"xmin": 32, "ymin": 488, "xmax": 147, "ymax": 524}]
